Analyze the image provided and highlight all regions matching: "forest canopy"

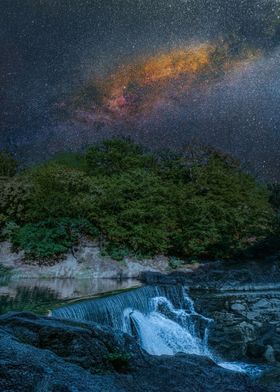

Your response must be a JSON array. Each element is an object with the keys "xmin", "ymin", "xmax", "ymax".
[{"xmin": 0, "ymin": 139, "xmax": 277, "ymax": 262}]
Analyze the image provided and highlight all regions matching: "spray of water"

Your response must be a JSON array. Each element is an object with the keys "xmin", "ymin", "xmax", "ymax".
[
  {"xmin": 124, "ymin": 296, "xmax": 211, "ymax": 357},
  {"xmin": 53, "ymin": 285, "xmax": 262, "ymax": 375}
]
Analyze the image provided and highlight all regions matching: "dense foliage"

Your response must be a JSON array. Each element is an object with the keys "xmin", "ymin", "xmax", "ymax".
[
  {"xmin": 0, "ymin": 152, "xmax": 17, "ymax": 177},
  {"xmin": 10, "ymin": 219, "xmax": 99, "ymax": 261},
  {"xmin": 0, "ymin": 139, "xmax": 276, "ymax": 262}
]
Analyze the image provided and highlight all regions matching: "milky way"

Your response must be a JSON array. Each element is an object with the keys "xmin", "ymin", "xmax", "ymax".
[
  {"xmin": 0, "ymin": 0, "xmax": 279, "ymax": 180},
  {"xmin": 69, "ymin": 40, "xmax": 260, "ymax": 125}
]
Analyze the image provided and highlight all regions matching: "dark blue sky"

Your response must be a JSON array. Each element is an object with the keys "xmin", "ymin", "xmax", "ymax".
[{"xmin": 0, "ymin": 0, "xmax": 279, "ymax": 180}]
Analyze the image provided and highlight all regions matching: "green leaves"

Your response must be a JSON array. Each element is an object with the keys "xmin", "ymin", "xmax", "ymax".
[
  {"xmin": 0, "ymin": 139, "xmax": 275, "ymax": 262},
  {"xmin": 0, "ymin": 176, "xmax": 33, "ymax": 224},
  {"xmin": 89, "ymin": 169, "xmax": 176, "ymax": 256},
  {"xmin": 28, "ymin": 164, "xmax": 92, "ymax": 220},
  {"xmin": 0, "ymin": 151, "xmax": 17, "ymax": 177},
  {"xmin": 170, "ymin": 155, "xmax": 273, "ymax": 258},
  {"xmin": 85, "ymin": 138, "xmax": 155, "ymax": 177},
  {"xmin": 9, "ymin": 219, "xmax": 99, "ymax": 260}
]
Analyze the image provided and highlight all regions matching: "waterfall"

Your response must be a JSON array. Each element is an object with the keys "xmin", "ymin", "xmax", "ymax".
[
  {"xmin": 53, "ymin": 285, "xmax": 262, "ymax": 375},
  {"xmin": 53, "ymin": 285, "xmax": 212, "ymax": 356},
  {"xmin": 53, "ymin": 285, "xmax": 186, "ymax": 331},
  {"xmin": 124, "ymin": 296, "xmax": 212, "ymax": 356}
]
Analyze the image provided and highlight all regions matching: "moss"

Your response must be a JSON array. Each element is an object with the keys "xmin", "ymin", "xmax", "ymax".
[
  {"xmin": 104, "ymin": 351, "xmax": 132, "ymax": 372},
  {"xmin": 169, "ymin": 257, "xmax": 184, "ymax": 270}
]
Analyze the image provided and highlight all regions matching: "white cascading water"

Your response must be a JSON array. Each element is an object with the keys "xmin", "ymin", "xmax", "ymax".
[
  {"xmin": 122, "ymin": 291, "xmax": 262, "ymax": 375},
  {"xmin": 122, "ymin": 295, "xmax": 211, "ymax": 357},
  {"xmin": 53, "ymin": 285, "xmax": 262, "ymax": 375}
]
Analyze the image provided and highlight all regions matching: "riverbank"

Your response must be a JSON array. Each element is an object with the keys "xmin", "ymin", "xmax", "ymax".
[
  {"xmin": 1, "ymin": 254, "xmax": 280, "ymax": 391},
  {"xmin": 0, "ymin": 276, "xmax": 142, "ymax": 316},
  {"xmin": 0, "ymin": 240, "xmax": 197, "ymax": 280},
  {"xmin": 2, "ymin": 238, "xmax": 280, "ymax": 367}
]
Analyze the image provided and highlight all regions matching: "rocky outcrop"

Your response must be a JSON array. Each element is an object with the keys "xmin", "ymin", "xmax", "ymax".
[
  {"xmin": 141, "ymin": 258, "xmax": 280, "ymax": 365},
  {"xmin": 141, "ymin": 257, "xmax": 280, "ymax": 291},
  {"xmin": 0, "ymin": 312, "xmax": 275, "ymax": 392},
  {"xmin": 193, "ymin": 289, "xmax": 280, "ymax": 363},
  {"xmin": 0, "ymin": 240, "xmax": 174, "ymax": 280}
]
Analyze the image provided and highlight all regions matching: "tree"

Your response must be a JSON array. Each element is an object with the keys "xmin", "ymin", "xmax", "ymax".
[
  {"xmin": 85, "ymin": 138, "xmax": 155, "ymax": 176},
  {"xmin": 0, "ymin": 151, "xmax": 17, "ymax": 177},
  {"xmin": 29, "ymin": 164, "xmax": 92, "ymax": 220},
  {"xmin": 0, "ymin": 138, "xmax": 275, "ymax": 262},
  {"xmin": 0, "ymin": 176, "xmax": 33, "ymax": 224},
  {"xmin": 268, "ymin": 183, "xmax": 280, "ymax": 211},
  {"xmin": 88, "ymin": 169, "xmax": 176, "ymax": 255},
  {"xmin": 171, "ymin": 154, "xmax": 273, "ymax": 258}
]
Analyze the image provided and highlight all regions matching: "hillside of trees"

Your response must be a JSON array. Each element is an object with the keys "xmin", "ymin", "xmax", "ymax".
[{"xmin": 0, "ymin": 139, "xmax": 278, "ymax": 263}]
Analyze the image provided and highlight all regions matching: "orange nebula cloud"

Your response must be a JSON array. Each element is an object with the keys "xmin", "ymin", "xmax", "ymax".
[
  {"xmin": 108, "ymin": 43, "xmax": 213, "ymax": 88},
  {"xmin": 71, "ymin": 41, "xmax": 260, "ymax": 125},
  {"xmin": 101, "ymin": 44, "xmax": 214, "ymax": 117}
]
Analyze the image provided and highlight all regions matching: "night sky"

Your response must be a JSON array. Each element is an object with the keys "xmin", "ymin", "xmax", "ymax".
[{"xmin": 0, "ymin": 0, "xmax": 280, "ymax": 181}]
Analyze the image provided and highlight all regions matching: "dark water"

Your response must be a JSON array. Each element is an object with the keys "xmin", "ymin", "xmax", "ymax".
[{"xmin": 0, "ymin": 277, "xmax": 141, "ymax": 315}]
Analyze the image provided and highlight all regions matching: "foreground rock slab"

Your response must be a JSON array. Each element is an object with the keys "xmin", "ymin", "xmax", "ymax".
[{"xmin": 0, "ymin": 312, "xmax": 277, "ymax": 392}]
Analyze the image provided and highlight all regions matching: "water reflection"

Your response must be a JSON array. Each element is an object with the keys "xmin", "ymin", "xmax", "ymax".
[{"xmin": 0, "ymin": 277, "xmax": 141, "ymax": 315}]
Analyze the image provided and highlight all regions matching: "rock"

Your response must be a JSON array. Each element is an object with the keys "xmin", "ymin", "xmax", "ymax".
[
  {"xmin": 231, "ymin": 303, "xmax": 246, "ymax": 312},
  {"xmin": 0, "ymin": 311, "xmax": 144, "ymax": 374},
  {"xmin": 264, "ymin": 346, "xmax": 276, "ymax": 363},
  {"xmin": 259, "ymin": 365, "xmax": 280, "ymax": 389},
  {"xmin": 0, "ymin": 312, "xmax": 274, "ymax": 392},
  {"xmin": 0, "ymin": 241, "xmax": 172, "ymax": 280},
  {"xmin": 252, "ymin": 300, "xmax": 272, "ymax": 311},
  {"xmin": 141, "ymin": 258, "xmax": 280, "ymax": 290},
  {"xmin": 140, "ymin": 266, "xmax": 280, "ymax": 367},
  {"xmin": 247, "ymin": 342, "xmax": 266, "ymax": 361},
  {"xmin": 142, "ymin": 259, "xmax": 280, "ymax": 366},
  {"xmin": 0, "ymin": 242, "xmax": 25, "ymax": 266},
  {"xmin": 239, "ymin": 321, "xmax": 256, "ymax": 341},
  {"xmin": 244, "ymin": 322, "xmax": 280, "ymax": 364}
]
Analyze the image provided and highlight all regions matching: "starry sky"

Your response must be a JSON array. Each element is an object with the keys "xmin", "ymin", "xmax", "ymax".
[{"xmin": 0, "ymin": 0, "xmax": 280, "ymax": 180}]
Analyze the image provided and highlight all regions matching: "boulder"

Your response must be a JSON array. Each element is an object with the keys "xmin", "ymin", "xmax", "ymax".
[{"xmin": 0, "ymin": 312, "xmax": 275, "ymax": 392}]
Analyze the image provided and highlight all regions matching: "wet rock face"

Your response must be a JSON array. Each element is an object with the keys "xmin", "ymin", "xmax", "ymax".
[
  {"xmin": 0, "ymin": 311, "xmax": 144, "ymax": 375},
  {"xmin": 0, "ymin": 312, "xmax": 274, "ymax": 392},
  {"xmin": 192, "ymin": 290, "xmax": 280, "ymax": 363},
  {"xmin": 142, "ymin": 258, "xmax": 280, "ymax": 365},
  {"xmin": 142, "ymin": 257, "xmax": 280, "ymax": 291}
]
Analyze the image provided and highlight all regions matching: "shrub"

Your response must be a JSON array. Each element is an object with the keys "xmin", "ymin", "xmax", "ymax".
[
  {"xmin": 29, "ymin": 164, "xmax": 92, "ymax": 220},
  {"xmin": 89, "ymin": 169, "xmax": 176, "ymax": 256},
  {"xmin": 0, "ymin": 176, "xmax": 33, "ymax": 223},
  {"xmin": 85, "ymin": 138, "xmax": 155, "ymax": 176},
  {"xmin": 0, "ymin": 138, "xmax": 275, "ymax": 262},
  {"xmin": 169, "ymin": 257, "xmax": 184, "ymax": 270},
  {"xmin": 0, "ymin": 151, "xmax": 17, "ymax": 177},
  {"xmin": 104, "ymin": 351, "xmax": 132, "ymax": 372},
  {"xmin": 102, "ymin": 244, "xmax": 132, "ymax": 261},
  {"xmin": 11, "ymin": 218, "xmax": 99, "ymax": 260}
]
